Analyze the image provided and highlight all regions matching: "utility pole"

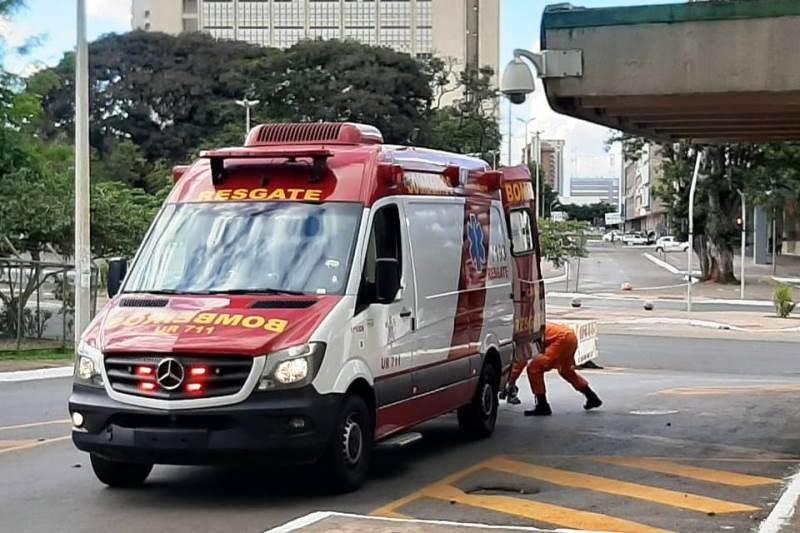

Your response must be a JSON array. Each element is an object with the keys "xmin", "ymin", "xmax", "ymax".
[
  {"xmin": 687, "ymin": 150, "xmax": 704, "ymax": 314},
  {"xmin": 507, "ymin": 101, "xmax": 513, "ymax": 166},
  {"xmin": 74, "ymin": 0, "xmax": 91, "ymax": 349},
  {"xmin": 235, "ymin": 98, "xmax": 260, "ymax": 134},
  {"xmin": 772, "ymin": 208, "xmax": 778, "ymax": 275},
  {"xmin": 534, "ymin": 132, "xmax": 541, "ymax": 219},
  {"xmin": 737, "ymin": 190, "xmax": 746, "ymax": 299}
]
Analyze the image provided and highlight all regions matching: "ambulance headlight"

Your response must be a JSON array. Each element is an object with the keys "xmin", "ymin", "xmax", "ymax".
[
  {"xmin": 259, "ymin": 343, "xmax": 326, "ymax": 390},
  {"xmin": 74, "ymin": 341, "xmax": 104, "ymax": 387}
]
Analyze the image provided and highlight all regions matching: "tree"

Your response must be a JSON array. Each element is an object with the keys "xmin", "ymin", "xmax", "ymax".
[
  {"xmin": 30, "ymin": 31, "xmax": 269, "ymax": 164},
  {"xmin": 538, "ymin": 219, "xmax": 588, "ymax": 268},
  {"xmin": 256, "ymin": 39, "xmax": 434, "ymax": 145},
  {"xmin": 428, "ymin": 65, "xmax": 501, "ymax": 162},
  {"xmin": 559, "ymin": 202, "xmax": 615, "ymax": 223}
]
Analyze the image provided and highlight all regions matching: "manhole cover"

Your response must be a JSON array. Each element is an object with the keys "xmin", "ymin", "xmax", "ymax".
[
  {"xmin": 629, "ymin": 409, "xmax": 680, "ymax": 416},
  {"xmin": 464, "ymin": 482, "xmax": 540, "ymax": 496}
]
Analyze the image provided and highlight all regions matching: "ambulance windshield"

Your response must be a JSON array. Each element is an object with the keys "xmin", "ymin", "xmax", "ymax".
[{"xmin": 123, "ymin": 202, "xmax": 362, "ymax": 296}]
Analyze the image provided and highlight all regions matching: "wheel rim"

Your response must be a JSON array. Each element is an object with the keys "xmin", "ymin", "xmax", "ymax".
[
  {"xmin": 480, "ymin": 383, "xmax": 495, "ymax": 417},
  {"xmin": 342, "ymin": 415, "xmax": 363, "ymax": 466}
]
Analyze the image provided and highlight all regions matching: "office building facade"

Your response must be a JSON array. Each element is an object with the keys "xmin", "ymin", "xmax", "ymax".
[
  {"xmin": 568, "ymin": 177, "xmax": 619, "ymax": 206},
  {"xmin": 131, "ymin": 1, "xmax": 499, "ymax": 84}
]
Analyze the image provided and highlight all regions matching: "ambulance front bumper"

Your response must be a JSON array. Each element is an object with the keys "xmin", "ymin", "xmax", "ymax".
[{"xmin": 69, "ymin": 384, "xmax": 342, "ymax": 465}]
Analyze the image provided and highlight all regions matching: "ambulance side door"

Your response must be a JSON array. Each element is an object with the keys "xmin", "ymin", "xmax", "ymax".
[{"xmin": 354, "ymin": 201, "xmax": 417, "ymax": 413}]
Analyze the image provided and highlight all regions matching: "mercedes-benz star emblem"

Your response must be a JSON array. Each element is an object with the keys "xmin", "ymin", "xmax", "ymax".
[{"xmin": 156, "ymin": 358, "xmax": 185, "ymax": 391}]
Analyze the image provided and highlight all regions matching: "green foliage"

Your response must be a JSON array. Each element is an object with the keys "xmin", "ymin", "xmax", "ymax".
[
  {"xmin": 259, "ymin": 39, "xmax": 434, "ymax": 145},
  {"xmin": 538, "ymin": 219, "xmax": 588, "ymax": 268},
  {"xmin": 559, "ymin": 202, "xmax": 615, "ymax": 223},
  {"xmin": 773, "ymin": 285, "xmax": 796, "ymax": 319},
  {"xmin": 31, "ymin": 31, "xmax": 268, "ymax": 163},
  {"xmin": 428, "ymin": 65, "xmax": 501, "ymax": 161},
  {"xmin": 91, "ymin": 181, "xmax": 162, "ymax": 259}
]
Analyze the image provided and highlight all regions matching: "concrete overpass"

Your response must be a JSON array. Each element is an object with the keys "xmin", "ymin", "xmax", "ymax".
[{"xmin": 540, "ymin": 0, "xmax": 800, "ymax": 143}]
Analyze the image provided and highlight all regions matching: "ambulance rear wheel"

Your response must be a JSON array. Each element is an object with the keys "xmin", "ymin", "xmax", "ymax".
[
  {"xmin": 458, "ymin": 362, "xmax": 499, "ymax": 439},
  {"xmin": 324, "ymin": 394, "xmax": 373, "ymax": 493},
  {"xmin": 90, "ymin": 454, "xmax": 152, "ymax": 488}
]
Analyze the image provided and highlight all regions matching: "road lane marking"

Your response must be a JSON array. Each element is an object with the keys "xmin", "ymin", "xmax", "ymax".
[
  {"xmin": 0, "ymin": 435, "xmax": 70, "ymax": 455},
  {"xmin": 426, "ymin": 483, "xmax": 672, "ymax": 533},
  {"xmin": 488, "ymin": 457, "xmax": 759, "ymax": 514},
  {"xmin": 0, "ymin": 419, "xmax": 70, "ymax": 432},
  {"xmin": 580, "ymin": 431, "xmax": 799, "ymax": 459},
  {"xmin": 656, "ymin": 385, "xmax": 800, "ymax": 396},
  {"xmin": 0, "ymin": 440, "xmax": 36, "ymax": 451},
  {"xmin": 758, "ymin": 467, "xmax": 800, "ymax": 533},
  {"xmin": 372, "ymin": 460, "xmax": 491, "ymax": 517},
  {"xmin": 594, "ymin": 457, "xmax": 780, "ymax": 487}
]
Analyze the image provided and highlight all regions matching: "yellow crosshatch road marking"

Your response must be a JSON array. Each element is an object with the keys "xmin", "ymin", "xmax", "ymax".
[
  {"xmin": 372, "ymin": 455, "xmax": 770, "ymax": 531},
  {"xmin": 0, "ymin": 419, "xmax": 70, "ymax": 432},
  {"xmin": 488, "ymin": 457, "xmax": 759, "ymax": 515},
  {"xmin": 0, "ymin": 436, "xmax": 70, "ymax": 455},
  {"xmin": 593, "ymin": 457, "xmax": 780, "ymax": 487},
  {"xmin": 655, "ymin": 384, "xmax": 800, "ymax": 396},
  {"xmin": 425, "ymin": 483, "xmax": 673, "ymax": 533}
]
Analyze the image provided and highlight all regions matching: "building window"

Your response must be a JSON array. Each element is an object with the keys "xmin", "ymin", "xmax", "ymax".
[
  {"xmin": 183, "ymin": 18, "xmax": 199, "ymax": 32},
  {"xmin": 309, "ymin": 0, "xmax": 340, "ymax": 32},
  {"xmin": 144, "ymin": 22, "xmax": 151, "ymax": 30},
  {"xmin": 203, "ymin": 1, "xmax": 235, "ymax": 29},
  {"xmin": 274, "ymin": 28, "xmax": 305, "ymax": 48},
  {"xmin": 182, "ymin": 0, "xmax": 198, "ymax": 15},
  {"xmin": 273, "ymin": 0, "xmax": 305, "ymax": 30},
  {"xmin": 238, "ymin": 0, "xmax": 270, "ymax": 28},
  {"xmin": 379, "ymin": 1, "xmax": 411, "ymax": 28},
  {"xmin": 415, "ymin": 27, "xmax": 431, "ymax": 53},
  {"xmin": 380, "ymin": 27, "xmax": 411, "ymax": 52}
]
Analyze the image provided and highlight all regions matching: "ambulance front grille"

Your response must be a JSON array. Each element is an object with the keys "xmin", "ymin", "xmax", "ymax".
[{"xmin": 104, "ymin": 355, "xmax": 253, "ymax": 400}]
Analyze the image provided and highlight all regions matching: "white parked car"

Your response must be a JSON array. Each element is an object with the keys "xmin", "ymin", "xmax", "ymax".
[
  {"xmin": 622, "ymin": 232, "xmax": 648, "ymax": 246},
  {"xmin": 655, "ymin": 236, "xmax": 690, "ymax": 253}
]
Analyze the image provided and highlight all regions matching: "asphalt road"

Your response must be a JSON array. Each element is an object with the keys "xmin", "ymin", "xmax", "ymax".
[
  {"xmin": 1, "ymin": 335, "xmax": 799, "ymax": 533},
  {"xmin": 548, "ymin": 244, "xmax": 689, "ymax": 294}
]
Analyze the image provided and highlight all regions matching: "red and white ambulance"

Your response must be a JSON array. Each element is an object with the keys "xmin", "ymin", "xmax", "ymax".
[{"xmin": 69, "ymin": 122, "xmax": 545, "ymax": 491}]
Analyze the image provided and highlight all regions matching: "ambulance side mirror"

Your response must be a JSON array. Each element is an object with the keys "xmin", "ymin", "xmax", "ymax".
[
  {"xmin": 107, "ymin": 258, "xmax": 128, "ymax": 298},
  {"xmin": 375, "ymin": 258, "xmax": 401, "ymax": 304}
]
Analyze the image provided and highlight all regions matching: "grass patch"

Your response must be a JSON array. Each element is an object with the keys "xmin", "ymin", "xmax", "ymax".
[{"xmin": 0, "ymin": 349, "xmax": 74, "ymax": 362}]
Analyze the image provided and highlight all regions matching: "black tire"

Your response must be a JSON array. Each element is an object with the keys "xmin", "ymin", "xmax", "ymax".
[
  {"xmin": 655, "ymin": 247, "xmax": 663, "ymax": 254},
  {"xmin": 458, "ymin": 362, "xmax": 499, "ymax": 439},
  {"xmin": 90, "ymin": 454, "xmax": 152, "ymax": 488},
  {"xmin": 323, "ymin": 394, "xmax": 373, "ymax": 493}
]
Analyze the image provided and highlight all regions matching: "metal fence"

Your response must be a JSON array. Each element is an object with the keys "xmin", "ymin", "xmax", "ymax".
[{"xmin": 0, "ymin": 258, "xmax": 100, "ymax": 351}]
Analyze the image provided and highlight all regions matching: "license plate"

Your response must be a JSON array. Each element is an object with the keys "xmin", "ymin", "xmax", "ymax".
[{"xmin": 133, "ymin": 428, "xmax": 209, "ymax": 449}]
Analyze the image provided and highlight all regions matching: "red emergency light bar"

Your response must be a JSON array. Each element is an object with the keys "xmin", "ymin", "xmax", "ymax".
[{"xmin": 200, "ymin": 147, "xmax": 335, "ymax": 185}]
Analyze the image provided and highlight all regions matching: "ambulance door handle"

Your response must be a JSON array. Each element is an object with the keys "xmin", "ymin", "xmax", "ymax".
[{"xmin": 399, "ymin": 309, "xmax": 412, "ymax": 318}]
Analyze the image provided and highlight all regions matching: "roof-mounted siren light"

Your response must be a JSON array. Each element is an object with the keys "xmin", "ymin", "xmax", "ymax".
[
  {"xmin": 172, "ymin": 165, "xmax": 190, "ymax": 184},
  {"xmin": 378, "ymin": 163, "xmax": 404, "ymax": 188},
  {"xmin": 476, "ymin": 170, "xmax": 502, "ymax": 191}
]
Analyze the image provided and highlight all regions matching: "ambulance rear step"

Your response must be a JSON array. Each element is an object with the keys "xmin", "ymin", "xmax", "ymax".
[{"xmin": 375, "ymin": 432, "xmax": 422, "ymax": 451}]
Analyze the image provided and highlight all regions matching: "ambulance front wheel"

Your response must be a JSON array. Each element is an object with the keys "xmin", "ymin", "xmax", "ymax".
[
  {"xmin": 458, "ymin": 361, "xmax": 499, "ymax": 439},
  {"xmin": 90, "ymin": 453, "xmax": 152, "ymax": 488},
  {"xmin": 324, "ymin": 394, "xmax": 373, "ymax": 493}
]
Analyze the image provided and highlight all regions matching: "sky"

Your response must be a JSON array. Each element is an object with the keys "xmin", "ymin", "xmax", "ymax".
[{"xmin": 1, "ymin": 0, "xmax": 679, "ymax": 184}]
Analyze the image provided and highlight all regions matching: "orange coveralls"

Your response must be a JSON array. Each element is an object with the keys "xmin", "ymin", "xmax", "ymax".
[{"xmin": 511, "ymin": 323, "xmax": 589, "ymax": 396}]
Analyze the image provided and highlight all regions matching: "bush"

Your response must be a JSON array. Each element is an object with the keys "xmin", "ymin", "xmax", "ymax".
[{"xmin": 773, "ymin": 285, "xmax": 796, "ymax": 318}]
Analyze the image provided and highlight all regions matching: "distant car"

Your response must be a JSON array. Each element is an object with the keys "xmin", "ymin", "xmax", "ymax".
[
  {"xmin": 602, "ymin": 231, "xmax": 620, "ymax": 242},
  {"xmin": 622, "ymin": 232, "xmax": 648, "ymax": 246},
  {"xmin": 655, "ymin": 236, "xmax": 690, "ymax": 253}
]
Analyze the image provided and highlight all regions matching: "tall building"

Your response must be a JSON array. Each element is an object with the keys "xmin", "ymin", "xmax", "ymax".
[
  {"xmin": 622, "ymin": 143, "xmax": 669, "ymax": 235},
  {"xmin": 567, "ymin": 177, "xmax": 619, "ymax": 206},
  {"xmin": 522, "ymin": 138, "xmax": 566, "ymax": 195},
  {"xmin": 131, "ymin": 1, "xmax": 499, "ymax": 87}
]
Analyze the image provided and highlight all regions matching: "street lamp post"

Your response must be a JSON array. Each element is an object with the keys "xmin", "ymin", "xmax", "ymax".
[
  {"xmin": 74, "ymin": 0, "xmax": 91, "ymax": 349},
  {"xmin": 737, "ymin": 190, "xmax": 746, "ymax": 299},
  {"xmin": 235, "ymin": 98, "xmax": 260, "ymax": 134},
  {"xmin": 687, "ymin": 149, "xmax": 705, "ymax": 314}
]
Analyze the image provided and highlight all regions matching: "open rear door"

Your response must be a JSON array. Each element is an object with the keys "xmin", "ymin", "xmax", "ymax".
[{"xmin": 500, "ymin": 166, "xmax": 546, "ymax": 362}]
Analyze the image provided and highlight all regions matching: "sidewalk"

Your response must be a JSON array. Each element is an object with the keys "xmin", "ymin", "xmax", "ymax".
[{"xmin": 549, "ymin": 304, "xmax": 800, "ymax": 338}]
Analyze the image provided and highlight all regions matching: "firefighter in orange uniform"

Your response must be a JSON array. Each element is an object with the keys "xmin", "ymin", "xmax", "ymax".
[{"xmin": 506, "ymin": 322, "xmax": 602, "ymax": 416}]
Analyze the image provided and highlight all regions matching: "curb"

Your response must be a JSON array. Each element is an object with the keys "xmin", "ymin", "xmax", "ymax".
[
  {"xmin": 0, "ymin": 366, "xmax": 73, "ymax": 383},
  {"xmin": 596, "ymin": 317, "xmax": 800, "ymax": 334},
  {"xmin": 547, "ymin": 291, "xmax": 774, "ymax": 308}
]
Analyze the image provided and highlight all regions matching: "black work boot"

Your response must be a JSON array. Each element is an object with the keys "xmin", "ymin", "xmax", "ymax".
[
  {"xmin": 525, "ymin": 395, "xmax": 552, "ymax": 416},
  {"xmin": 582, "ymin": 387, "xmax": 603, "ymax": 410},
  {"xmin": 505, "ymin": 384, "xmax": 521, "ymax": 405}
]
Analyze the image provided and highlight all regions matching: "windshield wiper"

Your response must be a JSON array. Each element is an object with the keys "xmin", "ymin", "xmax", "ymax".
[
  {"xmin": 199, "ymin": 288, "xmax": 308, "ymax": 296},
  {"xmin": 123, "ymin": 289, "xmax": 195, "ymax": 295}
]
